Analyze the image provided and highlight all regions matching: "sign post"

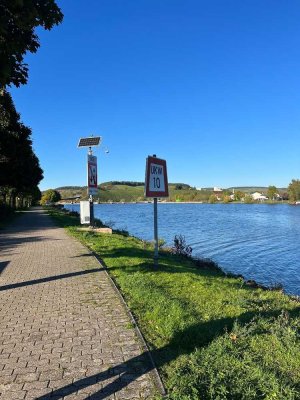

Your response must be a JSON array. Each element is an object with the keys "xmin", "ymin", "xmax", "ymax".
[
  {"xmin": 78, "ymin": 136, "xmax": 101, "ymax": 227},
  {"xmin": 87, "ymin": 154, "xmax": 98, "ymax": 226},
  {"xmin": 145, "ymin": 155, "xmax": 169, "ymax": 266}
]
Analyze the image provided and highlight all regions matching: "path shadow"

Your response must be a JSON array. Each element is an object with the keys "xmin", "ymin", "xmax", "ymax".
[
  {"xmin": 0, "ymin": 268, "xmax": 104, "ymax": 291},
  {"xmin": 36, "ymin": 307, "xmax": 299, "ymax": 399},
  {"xmin": 0, "ymin": 261, "xmax": 10, "ymax": 275},
  {"xmin": 0, "ymin": 236, "xmax": 63, "ymax": 253},
  {"xmin": 0, "ymin": 208, "xmax": 66, "ymax": 235},
  {"xmin": 71, "ymin": 253, "xmax": 94, "ymax": 258}
]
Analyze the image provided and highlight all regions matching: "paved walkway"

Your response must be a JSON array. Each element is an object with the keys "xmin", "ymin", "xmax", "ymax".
[{"xmin": 0, "ymin": 209, "xmax": 159, "ymax": 399}]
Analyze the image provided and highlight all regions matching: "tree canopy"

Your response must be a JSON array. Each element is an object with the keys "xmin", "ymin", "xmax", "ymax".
[
  {"xmin": 0, "ymin": 90, "xmax": 43, "ymax": 207},
  {"xmin": 0, "ymin": 0, "xmax": 63, "ymax": 88},
  {"xmin": 288, "ymin": 179, "xmax": 300, "ymax": 202},
  {"xmin": 267, "ymin": 185, "xmax": 277, "ymax": 201},
  {"xmin": 40, "ymin": 189, "xmax": 61, "ymax": 205}
]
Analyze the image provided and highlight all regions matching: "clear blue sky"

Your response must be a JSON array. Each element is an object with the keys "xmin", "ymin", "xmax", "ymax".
[{"xmin": 10, "ymin": 0, "xmax": 300, "ymax": 190}]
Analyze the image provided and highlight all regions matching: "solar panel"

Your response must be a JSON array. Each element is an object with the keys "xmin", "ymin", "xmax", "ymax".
[{"xmin": 78, "ymin": 137, "xmax": 101, "ymax": 147}]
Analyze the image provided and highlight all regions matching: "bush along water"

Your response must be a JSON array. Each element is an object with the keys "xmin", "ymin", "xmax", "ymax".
[{"xmin": 171, "ymin": 235, "xmax": 193, "ymax": 257}]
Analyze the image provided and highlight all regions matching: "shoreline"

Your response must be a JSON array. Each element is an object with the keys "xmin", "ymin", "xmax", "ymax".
[
  {"xmin": 59, "ymin": 205, "xmax": 299, "ymax": 299},
  {"xmin": 60, "ymin": 200, "xmax": 292, "ymax": 205}
]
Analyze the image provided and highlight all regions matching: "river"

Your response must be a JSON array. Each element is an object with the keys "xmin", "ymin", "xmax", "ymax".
[{"xmin": 64, "ymin": 203, "xmax": 300, "ymax": 296}]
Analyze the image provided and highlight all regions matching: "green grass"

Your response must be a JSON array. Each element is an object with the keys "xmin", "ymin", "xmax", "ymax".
[{"xmin": 48, "ymin": 207, "xmax": 300, "ymax": 400}]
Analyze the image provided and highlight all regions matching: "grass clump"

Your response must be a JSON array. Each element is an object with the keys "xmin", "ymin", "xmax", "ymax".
[{"xmin": 47, "ymin": 207, "xmax": 300, "ymax": 399}]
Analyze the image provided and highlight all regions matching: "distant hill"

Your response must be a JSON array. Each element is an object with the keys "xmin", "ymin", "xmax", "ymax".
[
  {"xmin": 228, "ymin": 186, "xmax": 287, "ymax": 192},
  {"xmin": 51, "ymin": 183, "xmax": 287, "ymax": 203},
  {"xmin": 54, "ymin": 182, "xmax": 209, "ymax": 203}
]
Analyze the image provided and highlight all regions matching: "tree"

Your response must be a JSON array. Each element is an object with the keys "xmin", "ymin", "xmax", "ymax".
[
  {"xmin": 40, "ymin": 189, "xmax": 61, "ymax": 205},
  {"xmin": 244, "ymin": 195, "xmax": 253, "ymax": 204},
  {"xmin": 0, "ymin": 0, "xmax": 63, "ymax": 88},
  {"xmin": 267, "ymin": 185, "xmax": 277, "ymax": 201},
  {"xmin": 208, "ymin": 194, "xmax": 217, "ymax": 204},
  {"xmin": 234, "ymin": 190, "xmax": 245, "ymax": 201},
  {"xmin": 222, "ymin": 195, "xmax": 231, "ymax": 203},
  {"xmin": 175, "ymin": 184, "xmax": 183, "ymax": 190},
  {"xmin": 288, "ymin": 179, "xmax": 300, "ymax": 202},
  {"xmin": 0, "ymin": 90, "xmax": 43, "ymax": 207}
]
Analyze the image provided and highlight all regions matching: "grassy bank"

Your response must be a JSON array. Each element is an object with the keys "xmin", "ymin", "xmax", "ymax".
[{"xmin": 48, "ymin": 207, "xmax": 300, "ymax": 400}]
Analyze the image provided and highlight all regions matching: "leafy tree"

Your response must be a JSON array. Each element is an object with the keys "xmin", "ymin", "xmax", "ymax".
[
  {"xmin": 233, "ymin": 190, "xmax": 245, "ymax": 201},
  {"xmin": 41, "ymin": 189, "xmax": 61, "ymax": 205},
  {"xmin": 222, "ymin": 190, "xmax": 231, "ymax": 197},
  {"xmin": 281, "ymin": 192, "xmax": 289, "ymax": 201},
  {"xmin": 208, "ymin": 194, "xmax": 217, "ymax": 204},
  {"xmin": 0, "ymin": 90, "xmax": 43, "ymax": 207},
  {"xmin": 222, "ymin": 195, "xmax": 231, "ymax": 203},
  {"xmin": 288, "ymin": 179, "xmax": 300, "ymax": 202},
  {"xmin": 267, "ymin": 185, "xmax": 277, "ymax": 201},
  {"xmin": 0, "ymin": 0, "xmax": 63, "ymax": 87},
  {"xmin": 244, "ymin": 195, "xmax": 253, "ymax": 204}
]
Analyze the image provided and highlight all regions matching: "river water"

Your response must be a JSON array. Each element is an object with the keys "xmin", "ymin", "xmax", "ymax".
[{"xmin": 65, "ymin": 203, "xmax": 300, "ymax": 296}]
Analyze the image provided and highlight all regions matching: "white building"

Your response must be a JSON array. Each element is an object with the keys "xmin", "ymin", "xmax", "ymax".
[{"xmin": 251, "ymin": 192, "xmax": 268, "ymax": 201}]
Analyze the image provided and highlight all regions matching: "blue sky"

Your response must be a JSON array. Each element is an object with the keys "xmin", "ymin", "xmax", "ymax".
[{"xmin": 10, "ymin": 0, "xmax": 300, "ymax": 190}]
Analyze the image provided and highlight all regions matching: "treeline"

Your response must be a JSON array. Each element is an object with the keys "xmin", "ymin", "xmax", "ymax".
[
  {"xmin": 0, "ymin": 92, "xmax": 43, "ymax": 209},
  {"xmin": 102, "ymin": 181, "xmax": 145, "ymax": 187},
  {"xmin": 56, "ymin": 181, "xmax": 300, "ymax": 204},
  {"xmin": 0, "ymin": 1, "xmax": 63, "ymax": 216},
  {"xmin": 56, "ymin": 186, "xmax": 84, "ymax": 190}
]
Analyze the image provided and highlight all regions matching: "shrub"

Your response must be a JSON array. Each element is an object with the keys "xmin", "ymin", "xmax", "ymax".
[
  {"xmin": 171, "ymin": 235, "xmax": 192, "ymax": 257},
  {"xmin": 244, "ymin": 195, "xmax": 253, "ymax": 204},
  {"xmin": 208, "ymin": 194, "xmax": 217, "ymax": 203}
]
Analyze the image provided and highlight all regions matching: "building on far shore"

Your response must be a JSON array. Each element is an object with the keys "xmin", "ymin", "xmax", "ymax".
[
  {"xmin": 213, "ymin": 187, "xmax": 223, "ymax": 193},
  {"xmin": 213, "ymin": 187, "xmax": 223, "ymax": 201},
  {"xmin": 251, "ymin": 192, "xmax": 268, "ymax": 201}
]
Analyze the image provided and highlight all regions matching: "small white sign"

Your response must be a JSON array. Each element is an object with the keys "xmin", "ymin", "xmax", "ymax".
[
  {"xmin": 145, "ymin": 156, "xmax": 169, "ymax": 198},
  {"xmin": 149, "ymin": 163, "xmax": 166, "ymax": 192},
  {"xmin": 80, "ymin": 201, "xmax": 90, "ymax": 224}
]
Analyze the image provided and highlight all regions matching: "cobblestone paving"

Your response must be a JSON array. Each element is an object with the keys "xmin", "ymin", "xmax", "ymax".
[{"xmin": 0, "ymin": 209, "xmax": 159, "ymax": 399}]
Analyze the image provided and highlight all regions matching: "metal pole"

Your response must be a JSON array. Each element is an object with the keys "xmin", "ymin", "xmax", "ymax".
[
  {"xmin": 88, "ymin": 146, "xmax": 94, "ymax": 227},
  {"xmin": 152, "ymin": 154, "xmax": 159, "ymax": 267},
  {"xmin": 89, "ymin": 194, "xmax": 94, "ymax": 227},
  {"xmin": 154, "ymin": 197, "xmax": 158, "ymax": 266}
]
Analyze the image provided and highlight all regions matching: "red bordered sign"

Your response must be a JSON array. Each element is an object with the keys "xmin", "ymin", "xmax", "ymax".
[
  {"xmin": 145, "ymin": 156, "xmax": 169, "ymax": 198},
  {"xmin": 87, "ymin": 155, "xmax": 98, "ymax": 195}
]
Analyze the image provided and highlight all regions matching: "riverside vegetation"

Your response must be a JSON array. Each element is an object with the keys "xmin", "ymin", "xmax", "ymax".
[
  {"xmin": 48, "ymin": 207, "xmax": 300, "ymax": 400},
  {"xmin": 54, "ymin": 180, "xmax": 300, "ymax": 204}
]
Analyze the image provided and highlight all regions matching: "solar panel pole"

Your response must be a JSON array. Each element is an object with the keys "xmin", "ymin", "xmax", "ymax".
[
  {"xmin": 78, "ymin": 136, "xmax": 101, "ymax": 227},
  {"xmin": 88, "ymin": 147, "xmax": 95, "ymax": 227}
]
